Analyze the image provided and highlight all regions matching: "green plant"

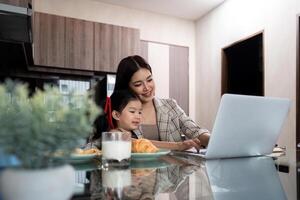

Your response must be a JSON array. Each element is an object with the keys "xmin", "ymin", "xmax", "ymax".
[{"xmin": 0, "ymin": 80, "xmax": 99, "ymax": 169}]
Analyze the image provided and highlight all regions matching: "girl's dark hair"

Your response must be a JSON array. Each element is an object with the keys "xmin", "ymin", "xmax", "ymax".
[
  {"xmin": 114, "ymin": 55, "xmax": 152, "ymax": 91},
  {"xmin": 110, "ymin": 90, "xmax": 139, "ymax": 115},
  {"xmin": 92, "ymin": 89, "xmax": 140, "ymax": 140}
]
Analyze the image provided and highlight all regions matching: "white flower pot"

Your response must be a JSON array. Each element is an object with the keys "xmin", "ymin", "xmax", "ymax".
[{"xmin": 0, "ymin": 165, "xmax": 75, "ymax": 200}]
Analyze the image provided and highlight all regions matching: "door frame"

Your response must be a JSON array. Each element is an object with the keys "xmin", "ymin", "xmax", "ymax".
[
  {"xmin": 296, "ymin": 15, "xmax": 300, "ymax": 155},
  {"xmin": 296, "ymin": 14, "xmax": 300, "ymax": 200},
  {"xmin": 221, "ymin": 31, "xmax": 265, "ymax": 96}
]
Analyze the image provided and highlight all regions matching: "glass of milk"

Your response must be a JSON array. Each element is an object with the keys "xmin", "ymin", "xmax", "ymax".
[{"xmin": 102, "ymin": 132, "xmax": 131, "ymax": 167}]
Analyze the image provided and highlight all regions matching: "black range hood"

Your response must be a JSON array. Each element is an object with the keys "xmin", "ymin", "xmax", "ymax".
[{"xmin": 0, "ymin": 3, "xmax": 34, "ymax": 69}]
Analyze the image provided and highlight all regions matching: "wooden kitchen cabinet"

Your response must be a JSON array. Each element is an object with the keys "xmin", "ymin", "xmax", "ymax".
[
  {"xmin": 0, "ymin": 0, "xmax": 31, "ymax": 7},
  {"xmin": 33, "ymin": 12, "xmax": 65, "ymax": 68},
  {"xmin": 65, "ymin": 17, "xmax": 93, "ymax": 70},
  {"xmin": 33, "ymin": 12, "xmax": 140, "ymax": 72},
  {"xmin": 33, "ymin": 12, "xmax": 93, "ymax": 70},
  {"xmin": 94, "ymin": 23, "xmax": 140, "ymax": 72},
  {"xmin": 169, "ymin": 45, "xmax": 189, "ymax": 115}
]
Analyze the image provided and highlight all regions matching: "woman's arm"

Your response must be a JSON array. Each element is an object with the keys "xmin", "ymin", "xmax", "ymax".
[
  {"xmin": 150, "ymin": 137, "xmax": 203, "ymax": 151},
  {"xmin": 168, "ymin": 99, "xmax": 210, "ymax": 147}
]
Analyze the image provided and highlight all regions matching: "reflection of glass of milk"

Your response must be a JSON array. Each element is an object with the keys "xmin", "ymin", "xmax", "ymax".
[
  {"xmin": 102, "ymin": 168, "xmax": 131, "ymax": 188},
  {"xmin": 102, "ymin": 132, "xmax": 131, "ymax": 166}
]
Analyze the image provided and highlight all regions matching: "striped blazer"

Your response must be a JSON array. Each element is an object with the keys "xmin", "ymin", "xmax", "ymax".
[{"xmin": 133, "ymin": 98, "xmax": 209, "ymax": 142}]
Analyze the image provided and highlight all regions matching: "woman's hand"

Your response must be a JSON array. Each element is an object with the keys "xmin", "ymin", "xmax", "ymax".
[{"xmin": 177, "ymin": 138, "xmax": 202, "ymax": 151}]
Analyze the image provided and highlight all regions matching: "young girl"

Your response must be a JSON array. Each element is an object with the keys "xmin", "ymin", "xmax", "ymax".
[
  {"xmin": 89, "ymin": 89, "xmax": 142, "ymax": 148},
  {"xmin": 109, "ymin": 90, "xmax": 143, "ymax": 133}
]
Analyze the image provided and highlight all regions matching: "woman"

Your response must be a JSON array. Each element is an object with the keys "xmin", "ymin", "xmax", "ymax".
[{"xmin": 114, "ymin": 55, "xmax": 210, "ymax": 151}]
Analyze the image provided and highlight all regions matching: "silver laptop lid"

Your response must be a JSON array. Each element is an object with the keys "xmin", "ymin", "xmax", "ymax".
[
  {"xmin": 206, "ymin": 94, "xmax": 290, "ymax": 159},
  {"xmin": 205, "ymin": 156, "xmax": 287, "ymax": 200}
]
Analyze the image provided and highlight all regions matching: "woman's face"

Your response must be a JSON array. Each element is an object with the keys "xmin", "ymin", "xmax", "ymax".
[{"xmin": 129, "ymin": 68, "xmax": 155, "ymax": 103}]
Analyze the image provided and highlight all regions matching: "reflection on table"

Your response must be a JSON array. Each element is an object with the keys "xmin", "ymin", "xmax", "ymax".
[
  {"xmin": 71, "ymin": 154, "xmax": 289, "ymax": 200},
  {"xmin": 205, "ymin": 156, "xmax": 286, "ymax": 200},
  {"xmin": 86, "ymin": 156, "xmax": 202, "ymax": 199}
]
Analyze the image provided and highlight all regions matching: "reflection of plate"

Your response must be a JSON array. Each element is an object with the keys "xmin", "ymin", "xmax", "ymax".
[
  {"xmin": 131, "ymin": 149, "xmax": 170, "ymax": 160},
  {"xmin": 72, "ymin": 160, "xmax": 100, "ymax": 171},
  {"xmin": 131, "ymin": 158, "xmax": 172, "ymax": 169},
  {"xmin": 59, "ymin": 153, "xmax": 100, "ymax": 164}
]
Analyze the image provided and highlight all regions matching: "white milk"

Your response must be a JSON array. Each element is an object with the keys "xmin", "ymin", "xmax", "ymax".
[
  {"xmin": 102, "ymin": 141, "xmax": 131, "ymax": 161},
  {"xmin": 102, "ymin": 169, "xmax": 131, "ymax": 188}
]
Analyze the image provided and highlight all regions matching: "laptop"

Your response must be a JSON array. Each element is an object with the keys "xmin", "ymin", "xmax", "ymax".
[
  {"xmin": 177, "ymin": 94, "xmax": 291, "ymax": 159},
  {"xmin": 205, "ymin": 156, "xmax": 287, "ymax": 199}
]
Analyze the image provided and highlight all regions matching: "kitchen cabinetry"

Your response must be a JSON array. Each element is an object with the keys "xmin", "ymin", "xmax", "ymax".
[
  {"xmin": 33, "ymin": 12, "xmax": 140, "ymax": 72},
  {"xmin": 0, "ymin": 0, "xmax": 31, "ymax": 7},
  {"xmin": 140, "ymin": 40, "xmax": 148, "ymax": 61},
  {"xmin": 169, "ymin": 45, "xmax": 189, "ymax": 114},
  {"xmin": 65, "ymin": 18, "xmax": 93, "ymax": 70},
  {"xmin": 33, "ymin": 12, "xmax": 93, "ymax": 70},
  {"xmin": 33, "ymin": 12, "xmax": 65, "ymax": 68},
  {"xmin": 94, "ymin": 23, "xmax": 140, "ymax": 72}
]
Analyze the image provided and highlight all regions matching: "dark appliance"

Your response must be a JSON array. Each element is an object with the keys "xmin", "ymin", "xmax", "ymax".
[{"xmin": 0, "ymin": 3, "xmax": 33, "ymax": 66}]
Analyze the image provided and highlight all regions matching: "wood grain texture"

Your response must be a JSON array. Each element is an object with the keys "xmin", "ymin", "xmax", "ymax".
[
  {"xmin": 94, "ymin": 23, "xmax": 140, "ymax": 72},
  {"xmin": 169, "ymin": 45, "xmax": 189, "ymax": 115},
  {"xmin": 65, "ymin": 17, "xmax": 94, "ymax": 70},
  {"xmin": 33, "ymin": 12, "xmax": 65, "ymax": 68},
  {"xmin": 33, "ymin": 12, "xmax": 139, "ymax": 72}
]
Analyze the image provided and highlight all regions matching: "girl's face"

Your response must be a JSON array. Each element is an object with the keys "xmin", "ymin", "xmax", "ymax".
[
  {"xmin": 129, "ymin": 68, "xmax": 155, "ymax": 103},
  {"xmin": 113, "ymin": 100, "xmax": 142, "ymax": 131}
]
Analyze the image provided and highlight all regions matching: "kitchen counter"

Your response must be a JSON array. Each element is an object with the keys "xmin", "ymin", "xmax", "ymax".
[{"xmin": 71, "ymin": 151, "xmax": 296, "ymax": 200}]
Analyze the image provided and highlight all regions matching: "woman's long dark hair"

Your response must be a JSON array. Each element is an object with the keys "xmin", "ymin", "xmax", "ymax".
[
  {"xmin": 114, "ymin": 55, "xmax": 152, "ymax": 91},
  {"xmin": 92, "ymin": 89, "xmax": 139, "ymax": 141}
]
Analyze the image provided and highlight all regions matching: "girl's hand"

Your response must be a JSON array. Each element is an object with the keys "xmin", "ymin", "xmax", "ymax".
[{"xmin": 178, "ymin": 138, "xmax": 202, "ymax": 151}]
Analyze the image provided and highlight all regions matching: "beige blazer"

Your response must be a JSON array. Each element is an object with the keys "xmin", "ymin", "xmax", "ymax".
[{"xmin": 133, "ymin": 98, "xmax": 209, "ymax": 142}]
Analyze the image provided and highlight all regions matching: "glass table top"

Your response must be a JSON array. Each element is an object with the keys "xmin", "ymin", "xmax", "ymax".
[{"xmin": 70, "ymin": 151, "xmax": 297, "ymax": 200}]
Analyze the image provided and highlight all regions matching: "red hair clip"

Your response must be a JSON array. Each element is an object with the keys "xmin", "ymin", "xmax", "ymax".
[{"xmin": 104, "ymin": 96, "xmax": 115, "ymax": 130}]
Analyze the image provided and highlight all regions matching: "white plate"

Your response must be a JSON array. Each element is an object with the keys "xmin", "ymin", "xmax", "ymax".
[
  {"xmin": 69, "ymin": 153, "xmax": 100, "ymax": 160},
  {"xmin": 131, "ymin": 149, "xmax": 170, "ymax": 160}
]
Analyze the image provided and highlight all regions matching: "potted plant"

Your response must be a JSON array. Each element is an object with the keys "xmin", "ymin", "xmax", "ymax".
[{"xmin": 0, "ymin": 80, "xmax": 99, "ymax": 200}]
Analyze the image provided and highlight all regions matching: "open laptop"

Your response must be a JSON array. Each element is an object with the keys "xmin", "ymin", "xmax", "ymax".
[
  {"xmin": 205, "ymin": 156, "xmax": 287, "ymax": 199},
  {"xmin": 178, "ymin": 94, "xmax": 291, "ymax": 159}
]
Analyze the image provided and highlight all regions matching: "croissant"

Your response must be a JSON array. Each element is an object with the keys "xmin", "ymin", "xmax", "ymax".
[
  {"xmin": 132, "ymin": 139, "xmax": 159, "ymax": 153},
  {"xmin": 74, "ymin": 148, "xmax": 101, "ymax": 155}
]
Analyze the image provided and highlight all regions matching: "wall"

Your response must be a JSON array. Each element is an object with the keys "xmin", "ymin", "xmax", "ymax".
[
  {"xmin": 33, "ymin": 0, "xmax": 197, "ymax": 119},
  {"xmin": 195, "ymin": 0, "xmax": 299, "ymax": 198},
  {"xmin": 148, "ymin": 43, "xmax": 170, "ymax": 99}
]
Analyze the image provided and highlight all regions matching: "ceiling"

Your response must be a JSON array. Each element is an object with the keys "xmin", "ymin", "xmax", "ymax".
[{"xmin": 92, "ymin": 0, "xmax": 226, "ymax": 20}]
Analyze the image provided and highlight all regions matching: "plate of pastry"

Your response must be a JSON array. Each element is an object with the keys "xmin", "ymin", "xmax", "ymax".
[
  {"xmin": 54, "ymin": 148, "xmax": 101, "ymax": 163},
  {"xmin": 69, "ymin": 148, "xmax": 101, "ymax": 161},
  {"xmin": 131, "ymin": 138, "xmax": 170, "ymax": 160},
  {"xmin": 131, "ymin": 149, "xmax": 170, "ymax": 160}
]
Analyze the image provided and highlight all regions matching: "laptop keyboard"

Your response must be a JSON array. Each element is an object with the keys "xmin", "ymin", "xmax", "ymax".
[{"xmin": 199, "ymin": 149, "xmax": 206, "ymax": 155}]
